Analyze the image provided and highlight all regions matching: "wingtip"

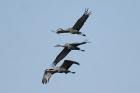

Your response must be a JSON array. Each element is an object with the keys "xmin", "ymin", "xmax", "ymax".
[
  {"xmin": 84, "ymin": 8, "xmax": 92, "ymax": 15},
  {"xmin": 85, "ymin": 8, "xmax": 89, "ymax": 12},
  {"xmin": 42, "ymin": 78, "xmax": 48, "ymax": 84}
]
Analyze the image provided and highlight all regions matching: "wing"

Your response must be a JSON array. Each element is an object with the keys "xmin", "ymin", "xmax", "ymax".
[
  {"xmin": 72, "ymin": 9, "xmax": 91, "ymax": 31},
  {"xmin": 42, "ymin": 71, "xmax": 52, "ymax": 84},
  {"xmin": 72, "ymin": 41, "xmax": 88, "ymax": 46},
  {"xmin": 52, "ymin": 48, "xmax": 71, "ymax": 67},
  {"xmin": 60, "ymin": 60, "xmax": 80, "ymax": 70}
]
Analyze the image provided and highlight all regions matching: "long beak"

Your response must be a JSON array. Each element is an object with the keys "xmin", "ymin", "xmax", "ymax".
[{"xmin": 51, "ymin": 30, "xmax": 57, "ymax": 33}]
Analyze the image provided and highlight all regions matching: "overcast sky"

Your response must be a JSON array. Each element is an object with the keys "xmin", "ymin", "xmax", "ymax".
[{"xmin": 0, "ymin": 0, "xmax": 140, "ymax": 93}]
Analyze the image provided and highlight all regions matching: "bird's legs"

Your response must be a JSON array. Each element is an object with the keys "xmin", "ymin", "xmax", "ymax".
[
  {"xmin": 80, "ymin": 49, "xmax": 85, "ymax": 52},
  {"xmin": 70, "ymin": 71, "xmax": 76, "ymax": 74},
  {"xmin": 77, "ymin": 47, "xmax": 85, "ymax": 52},
  {"xmin": 79, "ymin": 32, "xmax": 86, "ymax": 36},
  {"xmin": 70, "ymin": 72, "xmax": 76, "ymax": 74},
  {"xmin": 64, "ymin": 70, "xmax": 76, "ymax": 74},
  {"xmin": 74, "ymin": 47, "xmax": 85, "ymax": 52},
  {"xmin": 73, "ymin": 31, "xmax": 86, "ymax": 36}
]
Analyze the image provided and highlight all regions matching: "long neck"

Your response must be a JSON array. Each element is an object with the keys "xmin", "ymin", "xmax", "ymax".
[{"xmin": 55, "ymin": 44, "xmax": 64, "ymax": 47}]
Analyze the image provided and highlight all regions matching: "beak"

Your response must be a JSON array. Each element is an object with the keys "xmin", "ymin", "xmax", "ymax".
[
  {"xmin": 54, "ymin": 45, "xmax": 59, "ymax": 47},
  {"xmin": 51, "ymin": 30, "xmax": 57, "ymax": 33}
]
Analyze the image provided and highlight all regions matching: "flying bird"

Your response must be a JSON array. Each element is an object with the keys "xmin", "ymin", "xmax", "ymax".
[
  {"xmin": 52, "ymin": 41, "xmax": 89, "ymax": 67},
  {"xmin": 42, "ymin": 60, "xmax": 80, "ymax": 84},
  {"xmin": 53, "ymin": 9, "xmax": 91, "ymax": 36}
]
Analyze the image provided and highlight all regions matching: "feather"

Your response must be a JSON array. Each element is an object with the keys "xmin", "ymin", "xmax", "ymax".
[
  {"xmin": 60, "ymin": 60, "xmax": 80, "ymax": 70},
  {"xmin": 42, "ymin": 71, "xmax": 52, "ymax": 84},
  {"xmin": 52, "ymin": 48, "xmax": 71, "ymax": 67},
  {"xmin": 72, "ymin": 9, "xmax": 91, "ymax": 31}
]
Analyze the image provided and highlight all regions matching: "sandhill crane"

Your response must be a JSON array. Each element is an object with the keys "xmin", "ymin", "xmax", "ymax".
[
  {"xmin": 53, "ymin": 9, "xmax": 91, "ymax": 36},
  {"xmin": 52, "ymin": 41, "xmax": 89, "ymax": 67},
  {"xmin": 42, "ymin": 60, "xmax": 80, "ymax": 84}
]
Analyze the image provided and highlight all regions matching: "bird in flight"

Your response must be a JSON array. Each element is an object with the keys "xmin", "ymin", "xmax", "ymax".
[
  {"xmin": 53, "ymin": 9, "xmax": 91, "ymax": 36},
  {"xmin": 42, "ymin": 60, "xmax": 80, "ymax": 84},
  {"xmin": 52, "ymin": 41, "xmax": 89, "ymax": 67}
]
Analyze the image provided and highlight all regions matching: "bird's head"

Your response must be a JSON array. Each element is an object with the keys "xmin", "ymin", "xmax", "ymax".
[
  {"xmin": 56, "ymin": 28, "xmax": 64, "ymax": 34},
  {"xmin": 45, "ymin": 68, "xmax": 54, "ymax": 72},
  {"xmin": 57, "ymin": 28, "xmax": 63, "ymax": 31},
  {"xmin": 51, "ymin": 28, "xmax": 64, "ymax": 34}
]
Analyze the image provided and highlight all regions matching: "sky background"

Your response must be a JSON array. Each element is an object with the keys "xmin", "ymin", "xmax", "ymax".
[{"xmin": 0, "ymin": 0, "xmax": 140, "ymax": 93}]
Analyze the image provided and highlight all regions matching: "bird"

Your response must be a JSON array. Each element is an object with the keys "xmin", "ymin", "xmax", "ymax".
[
  {"xmin": 52, "ymin": 41, "xmax": 89, "ymax": 67},
  {"xmin": 53, "ymin": 8, "xmax": 91, "ymax": 36},
  {"xmin": 42, "ymin": 60, "xmax": 80, "ymax": 84}
]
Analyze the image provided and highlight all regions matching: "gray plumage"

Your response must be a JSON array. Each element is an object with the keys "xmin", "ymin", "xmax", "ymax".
[
  {"xmin": 54, "ymin": 9, "xmax": 91, "ymax": 36},
  {"xmin": 52, "ymin": 41, "xmax": 89, "ymax": 67},
  {"xmin": 42, "ymin": 60, "xmax": 80, "ymax": 84}
]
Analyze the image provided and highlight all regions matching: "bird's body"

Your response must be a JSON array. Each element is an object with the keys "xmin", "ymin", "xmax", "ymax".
[
  {"xmin": 42, "ymin": 8, "xmax": 91, "ymax": 85},
  {"xmin": 42, "ymin": 60, "xmax": 80, "ymax": 84},
  {"xmin": 52, "ymin": 41, "xmax": 89, "ymax": 67},
  {"xmin": 66, "ymin": 28, "xmax": 78, "ymax": 33},
  {"xmin": 54, "ymin": 9, "xmax": 91, "ymax": 36}
]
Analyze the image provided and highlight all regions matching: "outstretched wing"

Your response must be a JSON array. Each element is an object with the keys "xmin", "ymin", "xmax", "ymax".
[
  {"xmin": 42, "ymin": 70, "xmax": 52, "ymax": 84},
  {"xmin": 71, "ymin": 41, "xmax": 89, "ymax": 46},
  {"xmin": 72, "ymin": 9, "xmax": 91, "ymax": 31},
  {"xmin": 52, "ymin": 48, "xmax": 71, "ymax": 67},
  {"xmin": 60, "ymin": 60, "xmax": 80, "ymax": 70}
]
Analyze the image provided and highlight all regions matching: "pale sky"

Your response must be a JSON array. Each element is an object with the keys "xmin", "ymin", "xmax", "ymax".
[{"xmin": 0, "ymin": 0, "xmax": 140, "ymax": 93}]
